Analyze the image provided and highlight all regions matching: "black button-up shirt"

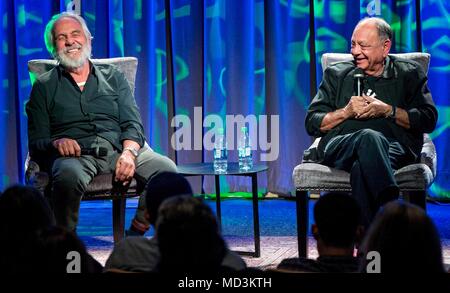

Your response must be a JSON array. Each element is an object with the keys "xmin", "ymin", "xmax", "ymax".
[
  {"xmin": 305, "ymin": 55, "xmax": 438, "ymax": 160},
  {"xmin": 26, "ymin": 62, "xmax": 145, "ymax": 156}
]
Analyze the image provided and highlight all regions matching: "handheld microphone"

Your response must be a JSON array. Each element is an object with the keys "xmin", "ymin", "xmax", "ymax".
[
  {"xmin": 81, "ymin": 147, "xmax": 108, "ymax": 157},
  {"xmin": 353, "ymin": 68, "xmax": 365, "ymax": 96}
]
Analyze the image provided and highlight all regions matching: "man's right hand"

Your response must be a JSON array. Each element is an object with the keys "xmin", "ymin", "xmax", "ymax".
[
  {"xmin": 320, "ymin": 96, "xmax": 370, "ymax": 133},
  {"xmin": 52, "ymin": 138, "xmax": 81, "ymax": 157},
  {"xmin": 344, "ymin": 96, "xmax": 369, "ymax": 118}
]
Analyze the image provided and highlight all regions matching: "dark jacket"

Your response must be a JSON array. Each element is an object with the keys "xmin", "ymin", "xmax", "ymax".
[{"xmin": 305, "ymin": 55, "xmax": 438, "ymax": 161}]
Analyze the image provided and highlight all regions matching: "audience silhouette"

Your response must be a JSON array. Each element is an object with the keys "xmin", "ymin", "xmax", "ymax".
[
  {"xmin": 358, "ymin": 200, "xmax": 445, "ymax": 273},
  {"xmin": 0, "ymin": 185, "xmax": 55, "ymax": 273},
  {"xmin": 155, "ymin": 195, "xmax": 230, "ymax": 274},
  {"xmin": 277, "ymin": 192, "xmax": 363, "ymax": 272},
  {"xmin": 105, "ymin": 172, "xmax": 246, "ymax": 272},
  {"xmin": 0, "ymin": 184, "xmax": 102, "ymax": 273},
  {"xmin": 1, "ymin": 183, "xmax": 447, "ymax": 274},
  {"xmin": 35, "ymin": 226, "xmax": 103, "ymax": 273}
]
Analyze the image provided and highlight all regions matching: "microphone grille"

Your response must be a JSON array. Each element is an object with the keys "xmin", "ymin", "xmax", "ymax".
[{"xmin": 353, "ymin": 68, "xmax": 364, "ymax": 78}]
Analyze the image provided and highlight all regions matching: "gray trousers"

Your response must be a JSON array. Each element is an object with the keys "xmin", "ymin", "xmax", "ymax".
[{"xmin": 51, "ymin": 137, "xmax": 177, "ymax": 231}]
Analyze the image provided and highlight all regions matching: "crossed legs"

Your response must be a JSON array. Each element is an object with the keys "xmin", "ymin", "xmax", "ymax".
[{"xmin": 323, "ymin": 129, "xmax": 415, "ymax": 227}]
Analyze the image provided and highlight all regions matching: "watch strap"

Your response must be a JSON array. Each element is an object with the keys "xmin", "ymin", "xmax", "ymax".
[
  {"xmin": 123, "ymin": 147, "xmax": 138, "ymax": 157},
  {"xmin": 389, "ymin": 105, "xmax": 396, "ymax": 121}
]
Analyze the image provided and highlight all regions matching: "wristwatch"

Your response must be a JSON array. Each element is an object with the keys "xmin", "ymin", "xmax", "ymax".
[
  {"xmin": 123, "ymin": 147, "xmax": 138, "ymax": 158},
  {"xmin": 387, "ymin": 105, "xmax": 396, "ymax": 121}
]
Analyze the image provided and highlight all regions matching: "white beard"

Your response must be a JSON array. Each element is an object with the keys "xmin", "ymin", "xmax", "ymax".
[{"xmin": 56, "ymin": 43, "xmax": 91, "ymax": 70}]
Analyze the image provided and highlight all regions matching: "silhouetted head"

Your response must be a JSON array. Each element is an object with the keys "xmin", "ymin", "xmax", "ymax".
[
  {"xmin": 155, "ymin": 195, "xmax": 226, "ymax": 274},
  {"xmin": 359, "ymin": 200, "xmax": 444, "ymax": 273},
  {"xmin": 313, "ymin": 192, "xmax": 362, "ymax": 249},
  {"xmin": 0, "ymin": 184, "xmax": 54, "ymax": 237},
  {"xmin": 35, "ymin": 226, "xmax": 102, "ymax": 273},
  {"xmin": 145, "ymin": 172, "xmax": 193, "ymax": 226},
  {"xmin": 0, "ymin": 184, "xmax": 55, "ymax": 272}
]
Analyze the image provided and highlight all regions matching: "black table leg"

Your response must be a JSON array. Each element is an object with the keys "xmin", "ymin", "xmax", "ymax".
[
  {"xmin": 251, "ymin": 173, "xmax": 261, "ymax": 257},
  {"xmin": 215, "ymin": 175, "xmax": 222, "ymax": 231}
]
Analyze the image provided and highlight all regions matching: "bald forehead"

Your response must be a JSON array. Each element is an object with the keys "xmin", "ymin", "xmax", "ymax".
[
  {"xmin": 356, "ymin": 18, "xmax": 379, "ymax": 30},
  {"xmin": 353, "ymin": 18, "xmax": 393, "ymax": 42},
  {"xmin": 354, "ymin": 21, "xmax": 378, "ymax": 36},
  {"xmin": 352, "ymin": 21, "xmax": 380, "ymax": 41}
]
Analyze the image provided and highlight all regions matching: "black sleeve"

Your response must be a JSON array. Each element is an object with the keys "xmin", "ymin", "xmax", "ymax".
[
  {"xmin": 305, "ymin": 66, "xmax": 338, "ymax": 137},
  {"xmin": 26, "ymin": 80, "xmax": 53, "ymax": 154},
  {"xmin": 405, "ymin": 66, "xmax": 438, "ymax": 134},
  {"xmin": 116, "ymin": 70, "xmax": 146, "ymax": 147}
]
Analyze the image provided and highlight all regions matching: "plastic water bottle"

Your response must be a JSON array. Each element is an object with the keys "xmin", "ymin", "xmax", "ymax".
[
  {"xmin": 213, "ymin": 128, "xmax": 228, "ymax": 173},
  {"xmin": 238, "ymin": 126, "xmax": 253, "ymax": 171}
]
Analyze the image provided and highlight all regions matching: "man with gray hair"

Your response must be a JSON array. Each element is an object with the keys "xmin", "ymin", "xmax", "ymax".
[
  {"xmin": 305, "ymin": 17, "xmax": 437, "ymax": 227},
  {"xmin": 26, "ymin": 12, "xmax": 176, "ymax": 234}
]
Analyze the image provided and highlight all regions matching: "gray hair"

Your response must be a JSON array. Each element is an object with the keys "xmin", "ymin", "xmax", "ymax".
[
  {"xmin": 44, "ymin": 12, "xmax": 93, "ymax": 57},
  {"xmin": 356, "ymin": 17, "xmax": 393, "ymax": 41}
]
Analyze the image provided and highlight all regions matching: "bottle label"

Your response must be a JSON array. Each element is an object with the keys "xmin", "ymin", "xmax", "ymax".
[
  {"xmin": 239, "ymin": 147, "xmax": 251, "ymax": 158},
  {"xmin": 245, "ymin": 147, "xmax": 251, "ymax": 157},
  {"xmin": 214, "ymin": 149, "xmax": 221, "ymax": 159},
  {"xmin": 214, "ymin": 149, "xmax": 227, "ymax": 159}
]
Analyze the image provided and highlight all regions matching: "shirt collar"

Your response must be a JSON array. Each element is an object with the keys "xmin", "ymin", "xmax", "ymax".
[
  {"xmin": 350, "ymin": 55, "xmax": 396, "ymax": 80},
  {"xmin": 56, "ymin": 60, "xmax": 98, "ymax": 90},
  {"xmin": 89, "ymin": 61, "xmax": 98, "ymax": 77},
  {"xmin": 380, "ymin": 55, "xmax": 395, "ymax": 79},
  {"xmin": 56, "ymin": 59, "xmax": 95, "ymax": 77}
]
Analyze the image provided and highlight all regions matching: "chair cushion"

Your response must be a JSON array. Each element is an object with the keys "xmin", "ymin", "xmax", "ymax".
[
  {"xmin": 293, "ymin": 162, "xmax": 434, "ymax": 191},
  {"xmin": 301, "ymin": 134, "xmax": 436, "ymax": 183},
  {"xmin": 26, "ymin": 170, "xmax": 141, "ymax": 200},
  {"xmin": 83, "ymin": 174, "xmax": 141, "ymax": 199},
  {"xmin": 394, "ymin": 163, "xmax": 434, "ymax": 190},
  {"xmin": 292, "ymin": 163, "xmax": 352, "ymax": 191}
]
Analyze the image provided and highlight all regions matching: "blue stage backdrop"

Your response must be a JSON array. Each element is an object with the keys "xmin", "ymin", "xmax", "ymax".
[{"xmin": 0, "ymin": 0, "xmax": 448, "ymax": 199}]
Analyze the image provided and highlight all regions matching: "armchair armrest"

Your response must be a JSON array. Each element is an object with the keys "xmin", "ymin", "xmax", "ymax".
[
  {"xmin": 25, "ymin": 159, "xmax": 50, "ymax": 194},
  {"xmin": 302, "ymin": 137, "xmax": 322, "ymax": 163},
  {"xmin": 421, "ymin": 133, "xmax": 437, "ymax": 178}
]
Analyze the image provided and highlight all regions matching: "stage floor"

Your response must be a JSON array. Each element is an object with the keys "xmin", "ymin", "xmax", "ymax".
[{"xmin": 78, "ymin": 198, "xmax": 450, "ymax": 270}]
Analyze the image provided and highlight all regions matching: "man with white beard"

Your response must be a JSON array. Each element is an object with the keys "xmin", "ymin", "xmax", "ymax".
[{"xmin": 26, "ymin": 12, "xmax": 176, "ymax": 234}]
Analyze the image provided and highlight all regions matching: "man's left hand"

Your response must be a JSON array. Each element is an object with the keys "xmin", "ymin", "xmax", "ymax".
[
  {"xmin": 356, "ymin": 94, "xmax": 391, "ymax": 119},
  {"xmin": 115, "ymin": 152, "xmax": 136, "ymax": 186}
]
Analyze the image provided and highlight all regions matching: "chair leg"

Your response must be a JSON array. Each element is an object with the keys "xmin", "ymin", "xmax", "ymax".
[
  {"xmin": 406, "ymin": 190, "xmax": 427, "ymax": 211},
  {"xmin": 112, "ymin": 196, "xmax": 126, "ymax": 243},
  {"xmin": 296, "ymin": 190, "xmax": 309, "ymax": 258}
]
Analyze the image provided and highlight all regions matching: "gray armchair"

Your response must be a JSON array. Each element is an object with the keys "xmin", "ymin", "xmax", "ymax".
[
  {"xmin": 292, "ymin": 53, "xmax": 437, "ymax": 257},
  {"xmin": 25, "ymin": 57, "xmax": 143, "ymax": 242}
]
